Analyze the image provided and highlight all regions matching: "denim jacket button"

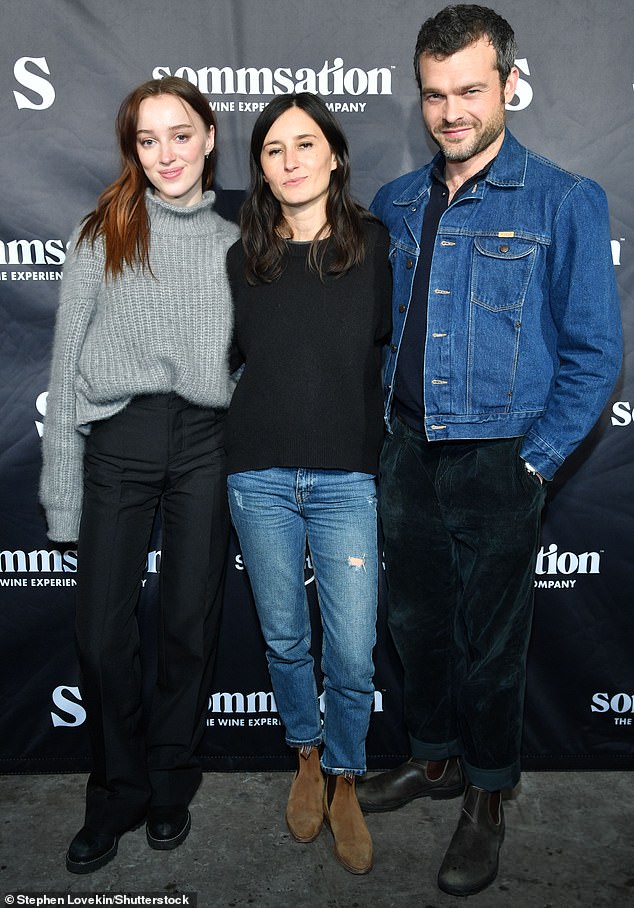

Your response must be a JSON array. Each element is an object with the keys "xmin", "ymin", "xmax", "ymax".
[
  {"xmin": 399, "ymin": 304, "xmax": 406, "ymax": 313},
  {"xmin": 406, "ymin": 259, "xmax": 414, "ymax": 269},
  {"xmin": 390, "ymin": 343, "xmax": 397, "ymax": 353}
]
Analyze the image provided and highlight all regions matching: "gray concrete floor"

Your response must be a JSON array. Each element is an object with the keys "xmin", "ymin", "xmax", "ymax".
[{"xmin": 0, "ymin": 770, "xmax": 632, "ymax": 907}]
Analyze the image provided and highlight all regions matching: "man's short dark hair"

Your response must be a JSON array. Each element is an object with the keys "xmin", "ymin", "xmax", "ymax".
[{"xmin": 414, "ymin": 5, "xmax": 517, "ymax": 94}]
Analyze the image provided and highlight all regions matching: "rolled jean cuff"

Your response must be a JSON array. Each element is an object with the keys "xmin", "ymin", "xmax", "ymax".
[
  {"xmin": 462, "ymin": 757, "xmax": 520, "ymax": 792},
  {"xmin": 409, "ymin": 734, "xmax": 462, "ymax": 762},
  {"xmin": 287, "ymin": 734, "xmax": 322, "ymax": 750},
  {"xmin": 322, "ymin": 765, "xmax": 366, "ymax": 777}
]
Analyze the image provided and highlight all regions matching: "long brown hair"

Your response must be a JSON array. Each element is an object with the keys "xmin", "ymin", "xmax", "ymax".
[
  {"xmin": 240, "ymin": 92, "xmax": 368, "ymax": 285},
  {"xmin": 78, "ymin": 77, "xmax": 217, "ymax": 278}
]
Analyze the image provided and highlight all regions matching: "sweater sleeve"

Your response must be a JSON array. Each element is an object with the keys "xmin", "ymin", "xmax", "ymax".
[{"xmin": 39, "ymin": 228, "xmax": 103, "ymax": 541}]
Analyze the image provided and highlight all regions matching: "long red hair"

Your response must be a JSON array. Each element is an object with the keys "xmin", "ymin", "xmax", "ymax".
[{"xmin": 78, "ymin": 77, "xmax": 217, "ymax": 278}]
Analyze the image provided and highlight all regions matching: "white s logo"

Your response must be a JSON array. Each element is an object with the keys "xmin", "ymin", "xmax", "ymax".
[
  {"xmin": 14, "ymin": 56, "xmax": 56, "ymax": 110},
  {"xmin": 51, "ymin": 686, "xmax": 87, "ymax": 727},
  {"xmin": 507, "ymin": 58, "xmax": 533, "ymax": 111}
]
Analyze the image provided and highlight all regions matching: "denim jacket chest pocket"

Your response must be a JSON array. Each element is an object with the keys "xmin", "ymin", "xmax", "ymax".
[
  {"xmin": 471, "ymin": 235, "xmax": 538, "ymax": 310},
  {"xmin": 467, "ymin": 235, "xmax": 541, "ymax": 413}
]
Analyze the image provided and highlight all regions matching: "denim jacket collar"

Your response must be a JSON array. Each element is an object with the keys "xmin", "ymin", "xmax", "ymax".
[{"xmin": 390, "ymin": 129, "xmax": 528, "ymax": 208}]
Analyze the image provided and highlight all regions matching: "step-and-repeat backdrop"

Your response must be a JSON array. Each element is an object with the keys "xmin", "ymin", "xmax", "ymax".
[{"xmin": 1, "ymin": 0, "xmax": 632, "ymax": 774}]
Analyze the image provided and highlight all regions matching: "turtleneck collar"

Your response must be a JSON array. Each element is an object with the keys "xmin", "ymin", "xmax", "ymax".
[{"xmin": 145, "ymin": 189, "xmax": 217, "ymax": 235}]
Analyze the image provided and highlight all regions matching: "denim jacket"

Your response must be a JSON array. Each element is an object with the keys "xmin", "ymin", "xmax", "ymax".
[{"xmin": 371, "ymin": 130, "xmax": 622, "ymax": 480}]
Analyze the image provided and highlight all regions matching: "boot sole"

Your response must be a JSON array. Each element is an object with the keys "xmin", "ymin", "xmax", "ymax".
[
  {"xmin": 66, "ymin": 839, "xmax": 118, "ymax": 875},
  {"xmin": 359, "ymin": 784, "xmax": 465, "ymax": 813},
  {"xmin": 437, "ymin": 864, "xmax": 498, "ymax": 897},
  {"xmin": 285, "ymin": 816, "xmax": 323, "ymax": 843},
  {"xmin": 146, "ymin": 812, "xmax": 191, "ymax": 851},
  {"xmin": 65, "ymin": 817, "xmax": 145, "ymax": 875},
  {"xmin": 335, "ymin": 850, "xmax": 373, "ymax": 875}
]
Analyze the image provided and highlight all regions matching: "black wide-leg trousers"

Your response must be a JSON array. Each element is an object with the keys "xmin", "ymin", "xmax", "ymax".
[{"xmin": 76, "ymin": 394, "xmax": 229, "ymax": 834}]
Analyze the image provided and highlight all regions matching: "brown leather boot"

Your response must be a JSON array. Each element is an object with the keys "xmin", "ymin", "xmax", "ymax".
[
  {"xmin": 437, "ymin": 785, "xmax": 505, "ymax": 896},
  {"xmin": 357, "ymin": 757, "xmax": 465, "ymax": 812},
  {"xmin": 323, "ymin": 774, "xmax": 373, "ymax": 874},
  {"xmin": 285, "ymin": 746, "xmax": 325, "ymax": 843}
]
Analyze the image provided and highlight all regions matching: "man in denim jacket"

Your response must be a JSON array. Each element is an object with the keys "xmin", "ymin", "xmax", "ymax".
[{"xmin": 356, "ymin": 4, "xmax": 622, "ymax": 897}]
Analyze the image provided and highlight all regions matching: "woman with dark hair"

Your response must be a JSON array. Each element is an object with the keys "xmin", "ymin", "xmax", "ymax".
[
  {"xmin": 40, "ymin": 77, "xmax": 238, "ymax": 873},
  {"xmin": 226, "ymin": 92, "xmax": 391, "ymax": 875}
]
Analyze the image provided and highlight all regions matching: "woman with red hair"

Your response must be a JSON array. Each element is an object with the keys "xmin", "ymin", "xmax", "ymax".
[{"xmin": 41, "ymin": 77, "xmax": 238, "ymax": 874}]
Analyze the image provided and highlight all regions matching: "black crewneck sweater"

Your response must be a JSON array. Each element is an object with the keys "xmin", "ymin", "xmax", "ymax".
[{"xmin": 225, "ymin": 219, "xmax": 392, "ymax": 475}]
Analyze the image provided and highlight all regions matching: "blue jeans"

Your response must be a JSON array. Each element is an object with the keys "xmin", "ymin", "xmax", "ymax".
[
  {"xmin": 379, "ymin": 419, "xmax": 546, "ymax": 791},
  {"xmin": 227, "ymin": 468, "xmax": 378, "ymax": 775}
]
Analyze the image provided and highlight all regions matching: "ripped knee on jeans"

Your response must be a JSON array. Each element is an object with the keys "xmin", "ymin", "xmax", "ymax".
[{"xmin": 347, "ymin": 555, "xmax": 366, "ymax": 571}]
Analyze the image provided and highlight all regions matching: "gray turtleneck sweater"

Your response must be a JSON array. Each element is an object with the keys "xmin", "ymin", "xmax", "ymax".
[{"xmin": 40, "ymin": 189, "xmax": 239, "ymax": 542}]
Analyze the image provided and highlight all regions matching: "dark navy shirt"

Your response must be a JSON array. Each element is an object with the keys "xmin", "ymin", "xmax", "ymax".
[{"xmin": 394, "ymin": 160, "xmax": 494, "ymax": 430}]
